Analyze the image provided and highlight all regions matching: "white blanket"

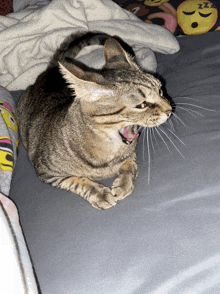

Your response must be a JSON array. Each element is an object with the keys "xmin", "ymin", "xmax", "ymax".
[
  {"xmin": 0, "ymin": 193, "xmax": 38, "ymax": 293},
  {"xmin": 0, "ymin": 0, "xmax": 179, "ymax": 91}
]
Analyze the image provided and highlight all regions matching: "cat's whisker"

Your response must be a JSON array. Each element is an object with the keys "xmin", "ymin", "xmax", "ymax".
[
  {"xmin": 176, "ymin": 106, "xmax": 204, "ymax": 118},
  {"xmin": 172, "ymin": 112, "xmax": 186, "ymax": 126},
  {"xmin": 164, "ymin": 126, "xmax": 185, "ymax": 145},
  {"xmin": 164, "ymin": 119, "xmax": 175, "ymax": 132},
  {"xmin": 152, "ymin": 127, "xmax": 159, "ymax": 147},
  {"xmin": 175, "ymin": 102, "xmax": 216, "ymax": 112},
  {"xmin": 142, "ymin": 128, "xmax": 146, "ymax": 161},
  {"xmin": 147, "ymin": 128, "xmax": 151, "ymax": 184},
  {"xmin": 149, "ymin": 128, "xmax": 155, "ymax": 153},
  {"xmin": 155, "ymin": 127, "xmax": 171, "ymax": 153},
  {"xmin": 158, "ymin": 126, "xmax": 185, "ymax": 158},
  {"xmin": 168, "ymin": 119, "xmax": 175, "ymax": 132},
  {"xmin": 173, "ymin": 96, "xmax": 197, "ymax": 101}
]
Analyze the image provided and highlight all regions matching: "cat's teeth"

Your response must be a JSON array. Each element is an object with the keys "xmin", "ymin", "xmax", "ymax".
[
  {"xmin": 132, "ymin": 125, "xmax": 141, "ymax": 134},
  {"xmin": 136, "ymin": 125, "xmax": 143, "ymax": 133},
  {"xmin": 119, "ymin": 125, "xmax": 140, "ymax": 145}
]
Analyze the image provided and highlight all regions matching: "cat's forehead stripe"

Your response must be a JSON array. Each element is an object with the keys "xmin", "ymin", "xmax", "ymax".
[
  {"xmin": 138, "ymin": 89, "xmax": 145, "ymax": 98},
  {"xmin": 91, "ymin": 107, "xmax": 126, "ymax": 117},
  {"xmin": 127, "ymin": 75, "xmax": 161, "ymax": 89}
]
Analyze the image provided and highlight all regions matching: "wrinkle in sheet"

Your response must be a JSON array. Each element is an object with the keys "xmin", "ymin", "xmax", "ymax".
[
  {"xmin": 153, "ymin": 186, "xmax": 220, "ymax": 211},
  {"xmin": 151, "ymin": 254, "xmax": 220, "ymax": 294}
]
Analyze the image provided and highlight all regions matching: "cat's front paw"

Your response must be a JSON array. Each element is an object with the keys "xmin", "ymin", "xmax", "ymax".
[
  {"xmin": 89, "ymin": 187, "xmax": 117, "ymax": 210},
  {"xmin": 112, "ymin": 174, "xmax": 135, "ymax": 201}
]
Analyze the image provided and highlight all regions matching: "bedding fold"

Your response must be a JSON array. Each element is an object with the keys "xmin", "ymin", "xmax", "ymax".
[
  {"xmin": 0, "ymin": 193, "xmax": 38, "ymax": 293},
  {"xmin": 0, "ymin": 0, "xmax": 179, "ymax": 91}
]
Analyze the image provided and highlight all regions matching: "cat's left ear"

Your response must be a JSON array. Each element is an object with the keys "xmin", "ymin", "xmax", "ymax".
[
  {"xmin": 103, "ymin": 37, "xmax": 137, "ymax": 70},
  {"xmin": 58, "ymin": 61, "xmax": 114, "ymax": 101}
]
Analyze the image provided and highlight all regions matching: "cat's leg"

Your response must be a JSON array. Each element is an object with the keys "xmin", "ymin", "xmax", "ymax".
[
  {"xmin": 112, "ymin": 154, "xmax": 138, "ymax": 201},
  {"xmin": 58, "ymin": 177, "xmax": 117, "ymax": 210}
]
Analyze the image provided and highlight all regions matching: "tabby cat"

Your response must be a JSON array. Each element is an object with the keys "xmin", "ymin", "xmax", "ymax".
[{"xmin": 16, "ymin": 32, "xmax": 172, "ymax": 209}]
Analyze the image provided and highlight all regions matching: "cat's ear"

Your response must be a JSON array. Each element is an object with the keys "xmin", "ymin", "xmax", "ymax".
[
  {"xmin": 103, "ymin": 38, "xmax": 136, "ymax": 70},
  {"xmin": 58, "ymin": 61, "xmax": 114, "ymax": 101},
  {"xmin": 58, "ymin": 59, "xmax": 106, "ymax": 84}
]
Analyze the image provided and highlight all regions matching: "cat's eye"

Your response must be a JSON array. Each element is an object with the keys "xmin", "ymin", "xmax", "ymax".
[{"xmin": 136, "ymin": 101, "xmax": 154, "ymax": 109}]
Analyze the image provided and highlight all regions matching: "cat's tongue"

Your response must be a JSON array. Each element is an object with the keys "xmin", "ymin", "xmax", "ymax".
[{"xmin": 122, "ymin": 126, "xmax": 139, "ymax": 142}]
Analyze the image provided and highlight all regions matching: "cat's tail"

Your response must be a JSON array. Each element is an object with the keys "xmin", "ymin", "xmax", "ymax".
[
  {"xmin": 49, "ymin": 31, "xmax": 135, "ymax": 68},
  {"xmin": 49, "ymin": 32, "xmax": 110, "ymax": 67}
]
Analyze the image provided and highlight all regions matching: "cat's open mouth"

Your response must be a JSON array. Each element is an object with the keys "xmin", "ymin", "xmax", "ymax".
[{"xmin": 119, "ymin": 125, "xmax": 140, "ymax": 145}]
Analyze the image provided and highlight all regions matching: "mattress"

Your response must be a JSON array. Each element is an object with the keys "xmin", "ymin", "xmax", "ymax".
[{"xmin": 9, "ymin": 31, "xmax": 220, "ymax": 294}]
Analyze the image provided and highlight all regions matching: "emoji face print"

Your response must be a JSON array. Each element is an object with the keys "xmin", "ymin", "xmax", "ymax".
[
  {"xmin": 144, "ymin": 0, "xmax": 169, "ymax": 7},
  {"xmin": 127, "ymin": 3, "xmax": 149, "ymax": 17},
  {"xmin": 0, "ymin": 137, "xmax": 14, "ymax": 171},
  {"xmin": 177, "ymin": 0, "xmax": 218, "ymax": 35},
  {"xmin": 0, "ymin": 101, "xmax": 18, "ymax": 132}
]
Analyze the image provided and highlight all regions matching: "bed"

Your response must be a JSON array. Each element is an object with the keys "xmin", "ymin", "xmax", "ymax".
[{"xmin": 1, "ymin": 0, "xmax": 220, "ymax": 293}]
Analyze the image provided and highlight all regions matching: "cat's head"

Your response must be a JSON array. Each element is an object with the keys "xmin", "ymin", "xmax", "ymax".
[{"xmin": 59, "ymin": 37, "xmax": 172, "ymax": 145}]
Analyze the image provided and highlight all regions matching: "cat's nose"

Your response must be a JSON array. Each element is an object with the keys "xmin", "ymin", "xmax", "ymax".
[
  {"xmin": 165, "ymin": 109, "xmax": 172, "ymax": 117},
  {"xmin": 161, "ymin": 98, "xmax": 172, "ymax": 114}
]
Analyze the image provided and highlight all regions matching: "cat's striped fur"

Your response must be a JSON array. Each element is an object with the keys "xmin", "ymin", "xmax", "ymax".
[{"xmin": 16, "ymin": 32, "xmax": 172, "ymax": 209}]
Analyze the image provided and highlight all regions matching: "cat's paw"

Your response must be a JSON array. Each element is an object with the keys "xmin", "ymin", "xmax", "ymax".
[
  {"xmin": 112, "ymin": 175, "xmax": 135, "ymax": 201},
  {"xmin": 90, "ymin": 187, "xmax": 117, "ymax": 210}
]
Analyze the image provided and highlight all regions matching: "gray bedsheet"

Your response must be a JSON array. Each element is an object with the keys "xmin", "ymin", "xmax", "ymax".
[{"xmin": 10, "ymin": 31, "xmax": 220, "ymax": 293}]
